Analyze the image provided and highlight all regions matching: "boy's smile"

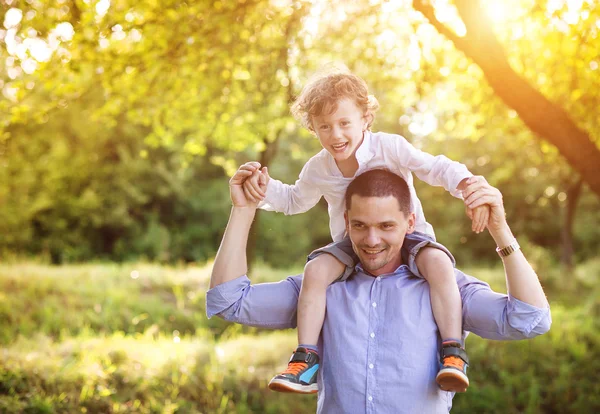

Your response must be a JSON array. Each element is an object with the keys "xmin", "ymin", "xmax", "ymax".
[{"xmin": 312, "ymin": 98, "xmax": 368, "ymax": 174}]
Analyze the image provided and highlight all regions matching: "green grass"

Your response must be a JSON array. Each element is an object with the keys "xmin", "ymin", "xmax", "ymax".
[{"xmin": 0, "ymin": 260, "xmax": 599, "ymax": 413}]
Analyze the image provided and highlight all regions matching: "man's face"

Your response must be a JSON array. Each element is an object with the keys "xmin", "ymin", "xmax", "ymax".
[
  {"xmin": 345, "ymin": 195, "xmax": 415, "ymax": 276},
  {"xmin": 312, "ymin": 98, "xmax": 367, "ymax": 165}
]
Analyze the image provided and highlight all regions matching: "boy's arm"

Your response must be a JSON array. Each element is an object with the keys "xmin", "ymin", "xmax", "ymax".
[
  {"xmin": 392, "ymin": 134, "xmax": 472, "ymax": 198},
  {"xmin": 259, "ymin": 158, "xmax": 323, "ymax": 215},
  {"xmin": 391, "ymin": 135, "xmax": 489, "ymax": 232}
]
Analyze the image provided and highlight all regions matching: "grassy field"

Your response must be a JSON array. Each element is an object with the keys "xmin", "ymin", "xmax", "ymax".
[{"xmin": 1, "ymin": 261, "xmax": 599, "ymax": 413}]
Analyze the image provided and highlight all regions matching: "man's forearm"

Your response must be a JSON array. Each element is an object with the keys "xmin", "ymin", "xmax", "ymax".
[
  {"xmin": 209, "ymin": 206, "xmax": 256, "ymax": 289},
  {"xmin": 489, "ymin": 224, "xmax": 548, "ymax": 308}
]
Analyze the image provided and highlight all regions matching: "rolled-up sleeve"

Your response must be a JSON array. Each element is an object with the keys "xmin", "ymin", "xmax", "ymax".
[
  {"xmin": 206, "ymin": 275, "xmax": 302, "ymax": 329},
  {"xmin": 458, "ymin": 271, "xmax": 551, "ymax": 340}
]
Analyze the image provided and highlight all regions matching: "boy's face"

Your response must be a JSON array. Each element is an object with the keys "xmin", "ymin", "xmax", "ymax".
[
  {"xmin": 312, "ymin": 98, "xmax": 368, "ymax": 164},
  {"xmin": 345, "ymin": 194, "xmax": 416, "ymax": 276}
]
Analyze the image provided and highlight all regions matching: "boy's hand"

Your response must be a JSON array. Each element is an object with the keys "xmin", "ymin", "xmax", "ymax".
[
  {"xmin": 243, "ymin": 167, "xmax": 270, "ymax": 203},
  {"xmin": 462, "ymin": 178, "xmax": 507, "ymax": 234},
  {"xmin": 461, "ymin": 176, "xmax": 491, "ymax": 234},
  {"xmin": 466, "ymin": 205, "xmax": 490, "ymax": 234},
  {"xmin": 229, "ymin": 162, "xmax": 263, "ymax": 208}
]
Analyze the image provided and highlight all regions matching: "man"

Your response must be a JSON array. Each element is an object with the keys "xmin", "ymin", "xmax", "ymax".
[{"xmin": 206, "ymin": 167, "xmax": 551, "ymax": 413}]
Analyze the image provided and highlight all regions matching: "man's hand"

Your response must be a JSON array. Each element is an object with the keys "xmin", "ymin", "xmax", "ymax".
[
  {"xmin": 230, "ymin": 162, "xmax": 266, "ymax": 208},
  {"xmin": 243, "ymin": 166, "xmax": 271, "ymax": 203},
  {"xmin": 462, "ymin": 176, "xmax": 507, "ymax": 234}
]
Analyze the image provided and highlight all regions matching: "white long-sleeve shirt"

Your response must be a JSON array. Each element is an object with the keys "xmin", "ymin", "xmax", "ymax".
[{"xmin": 260, "ymin": 131, "xmax": 473, "ymax": 242}]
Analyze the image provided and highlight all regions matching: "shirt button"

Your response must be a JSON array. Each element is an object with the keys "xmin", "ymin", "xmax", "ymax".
[
  {"xmin": 376, "ymin": 277, "xmax": 381, "ymax": 282},
  {"xmin": 368, "ymin": 396, "xmax": 373, "ymax": 402},
  {"xmin": 369, "ymin": 364, "xmax": 374, "ymax": 369},
  {"xmin": 372, "ymin": 302, "xmax": 377, "ymax": 307},
  {"xmin": 370, "ymin": 332, "xmax": 375, "ymax": 338}
]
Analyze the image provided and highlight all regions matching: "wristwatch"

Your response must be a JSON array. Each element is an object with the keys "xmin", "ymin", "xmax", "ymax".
[{"xmin": 496, "ymin": 239, "xmax": 520, "ymax": 257}]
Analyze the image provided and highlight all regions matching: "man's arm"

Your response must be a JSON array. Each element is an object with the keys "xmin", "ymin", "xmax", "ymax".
[
  {"xmin": 209, "ymin": 162, "xmax": 261, "ymax": 289},
  {"xmin": 459, "ymin": 178, "xmax": 551, "ymax": 339},
  {"xmin": 206, "ymin": 274, "xmax": 302, "ymax": 328},
  {"xmin": 207, "ymin": 163, "xmax": 301, "ymax": 328},
  {"xmin": 463, "ymin": 177, "xmax": 548, "ymax": 308},
  {"xmin": 458, "ymin": 271, "xmax": 551, "ymax": 340}
]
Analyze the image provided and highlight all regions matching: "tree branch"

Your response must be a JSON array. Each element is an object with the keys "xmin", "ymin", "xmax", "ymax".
[{"xmin": 412, "ymin": 0, "xmax": 600, "ymax": 197}]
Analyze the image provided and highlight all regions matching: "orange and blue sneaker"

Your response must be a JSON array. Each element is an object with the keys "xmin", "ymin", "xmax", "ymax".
[
  {"xmin": 436, "ymin": 340, "xmax": 470, "ymax": 393},
  {"xmin": 268, "ymin": 347, "xmax": 319, "ymax": 394}
]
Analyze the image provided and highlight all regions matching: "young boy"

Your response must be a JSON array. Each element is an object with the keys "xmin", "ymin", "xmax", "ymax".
[{"xmin": 240, "ymin": 69, "xmax": 490, "ymax": 394}]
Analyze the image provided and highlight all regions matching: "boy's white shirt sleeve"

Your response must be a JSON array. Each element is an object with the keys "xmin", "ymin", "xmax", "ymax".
[
  {"xmin": 392, "ymin": 135, "xmax": 473, "ymax": 198},
  {"xmin": 259, "ymin": 159, "xmax": 323, "ymax": 215}
]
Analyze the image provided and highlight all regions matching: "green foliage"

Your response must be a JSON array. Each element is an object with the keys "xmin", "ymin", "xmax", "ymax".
[
  {"xmin": 0, "ymin": 262, "xmax": 599, "ymax": 412},
  {"xmin": 455, "ymin": 303, "xmax": 600, "ymax": 414}
]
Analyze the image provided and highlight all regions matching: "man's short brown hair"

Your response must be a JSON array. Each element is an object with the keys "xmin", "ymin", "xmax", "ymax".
[{"xmin": 345, "ymin": 169, "xmax": 411, "ymax": 215}]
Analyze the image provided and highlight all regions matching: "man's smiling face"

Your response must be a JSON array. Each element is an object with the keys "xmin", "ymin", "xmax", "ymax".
[{"xmin": 345, "ymin": 194, "xmax": 415, "ymax": 276}]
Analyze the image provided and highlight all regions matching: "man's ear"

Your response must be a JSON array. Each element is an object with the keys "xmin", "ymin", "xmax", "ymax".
[
  {"xmin": 406, "ymin": 212, "xmax": 417, "ymax": 234},
  {"xmin": 344, "ymin": 211, "xmax": 350, "ymax": 231}
]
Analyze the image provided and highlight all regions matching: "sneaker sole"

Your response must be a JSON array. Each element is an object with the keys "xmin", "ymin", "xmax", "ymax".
[
  {"xmin": 268, "ymin": 378, "xmax": 318, "ymax": 394},
  {"xmin": 436, "ymin": 368, "xmax": 469, "ymax": 393}
]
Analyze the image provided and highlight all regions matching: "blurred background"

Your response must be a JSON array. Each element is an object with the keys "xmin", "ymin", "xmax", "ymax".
[{"xmin": 0, "ymin": 0, "xmax": 599, "ymax": 412}]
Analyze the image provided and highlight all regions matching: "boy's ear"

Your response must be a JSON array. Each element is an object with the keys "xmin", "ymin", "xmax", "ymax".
[{"xmin": 363, "ymin": 112, "xmax": 373, "ymax": 130}]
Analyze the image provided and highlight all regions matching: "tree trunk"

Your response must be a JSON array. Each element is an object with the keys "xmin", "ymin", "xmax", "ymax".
[
  {"xmin": 246, "ymin": 135, "xmax": 281, "ymax": 270},
  {"xmin": 245, "ymin": 4, "xmax": 305, "ymax": 269},
  {"xmin": 561, "ymin": 178, "xmax": 583, "ymax": 270},
  {"xmin": 412, "ymin": 0, "xmax": 600, "ymax": 197}
]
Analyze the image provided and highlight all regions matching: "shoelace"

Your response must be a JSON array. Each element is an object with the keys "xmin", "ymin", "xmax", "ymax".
[
  {"xmin": 283, "ymin": 361, "xmax": 308, "ymax": 376},
  {"xmin": 443, "ymin": 356, "xmax": 465, "ymax": 370}
]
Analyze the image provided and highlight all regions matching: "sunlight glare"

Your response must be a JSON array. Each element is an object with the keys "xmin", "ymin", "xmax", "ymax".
[
  {"xmin": 95, "ymin": 0, "xmax": 110, "ymax": 18},
  {"xmin": 483, "ymin": 2, "xmax": 509, "ymax": 23},
  {"xmin": 3, "ymin": 8, "xmax": 22, "ymax": 29},
  {"xmin": 54, "ymin": 22, "xmax": 75, "ymax": 42},
  {"xmin": 24, "ymin": 38, "xmax": 52, "ymax": 62}
]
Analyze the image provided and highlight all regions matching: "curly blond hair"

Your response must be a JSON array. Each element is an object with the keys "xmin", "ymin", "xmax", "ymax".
[{"xmin": 291, "ymin": 70, "xmax": 380, "ymax": 133}]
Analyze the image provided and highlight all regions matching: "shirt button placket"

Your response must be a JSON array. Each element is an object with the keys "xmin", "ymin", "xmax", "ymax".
[{"xmin": 366, "ymin": 277, "xmax": 380, "ymax": 414}]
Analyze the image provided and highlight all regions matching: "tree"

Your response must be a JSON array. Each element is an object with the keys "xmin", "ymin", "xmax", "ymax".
[{"xmin": 412, "ymin": 0, "xmax": 600, "ymax": 197}]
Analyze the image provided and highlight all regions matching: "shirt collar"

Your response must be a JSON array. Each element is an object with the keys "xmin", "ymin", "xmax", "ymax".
[
  {"xmin": 326, "ymin": 130, "xmax": 376, "ymax": 177},
  {"xmin": 355, "ymin": 130, "xmax": 375, "ymax": 165},
  {"xmin": 354, "ymin": 261, "xmax": 413, "ymax": 279}
]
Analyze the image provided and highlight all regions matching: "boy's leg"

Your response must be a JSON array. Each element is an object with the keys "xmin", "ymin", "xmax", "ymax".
[
  {"xmin": 416, "ymin": 247, "xmax": 463, "ymax": 351},
  {"xmin": 297, "ymin": 254, "xmax": 345, "ymax": 346},
  {"xmin": 269, "ymin": 244, "xmax": 352, "ymax": 394},
  {"xmin": 406, "ymin": 234, "xmax": 469, "ymax": 393}
]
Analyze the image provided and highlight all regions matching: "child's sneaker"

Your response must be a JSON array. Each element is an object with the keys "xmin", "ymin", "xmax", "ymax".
[
  {"xmin": 268, "ymin": 347, "xmax": 319, "ymax": 394},
  {"xmin": 436, "ymin": 340, "xmax": 469, "ymax": 392}
]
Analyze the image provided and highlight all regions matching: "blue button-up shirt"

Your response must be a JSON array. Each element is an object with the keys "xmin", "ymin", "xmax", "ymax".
[{"xmin": 206, "ymin": 264, "xmax": 551, "ymax": 413}]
